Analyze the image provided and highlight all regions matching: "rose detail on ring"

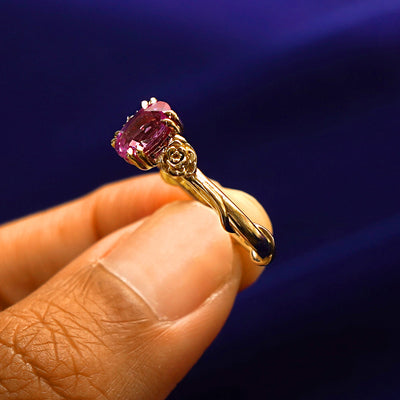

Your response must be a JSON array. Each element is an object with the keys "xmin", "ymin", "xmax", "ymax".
[{"xmin": 162, "ymin": 138, "xmax": 197, "ymax": 177}]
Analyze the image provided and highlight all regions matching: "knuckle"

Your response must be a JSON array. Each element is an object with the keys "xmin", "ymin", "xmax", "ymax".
[
  {"xmin": 0, "ymin": 300, "xmax": 111, "ymax": 399},
  {"xmin": 0, "ymin": 265, "xmax": 158, "ymax": 399}
]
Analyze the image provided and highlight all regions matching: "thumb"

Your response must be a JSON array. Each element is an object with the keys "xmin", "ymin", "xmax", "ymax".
[{"xmin": 0, "ymin": 193, "xmax": 271, "ymax": 400}]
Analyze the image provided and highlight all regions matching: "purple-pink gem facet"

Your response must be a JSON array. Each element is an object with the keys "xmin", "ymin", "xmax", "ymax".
[{"xmin": 115, "ymin": 101, "xmax": 173, "ymax": 163}]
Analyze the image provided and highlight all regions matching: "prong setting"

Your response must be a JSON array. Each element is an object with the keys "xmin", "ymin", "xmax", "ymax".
[
  {"xmin": 125, "ymin": 148, "xmax": 154, "ymax": 170},
  {"xmin": 111, "ymin": 130, "xmax": 120, "ymax": 148},
  {"xmin": 112, "ymin": 98, "xmax": 182, "ymax": 170},
  {"xmin": 161, "ymin": 118, "xmax": 181, "ymax": 134},
  {"xmin": 164, "ymin": 110, "xmax": 184, "ymax": 131}
]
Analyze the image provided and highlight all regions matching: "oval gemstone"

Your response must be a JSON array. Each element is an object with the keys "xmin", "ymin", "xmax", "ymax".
[{"xmin": 115, "ymin": 101, "xmax": 173, "ymax": 164}]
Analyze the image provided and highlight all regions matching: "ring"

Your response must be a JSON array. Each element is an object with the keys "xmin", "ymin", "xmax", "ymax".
[{"xmin": 111, "ymin": 97, "xmax": 275, "ymax": 266}]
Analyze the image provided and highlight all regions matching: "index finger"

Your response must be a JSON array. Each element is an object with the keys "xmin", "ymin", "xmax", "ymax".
[{"xmin": 0, "ymin": 173, "xmax": 189, "ymax": 308}]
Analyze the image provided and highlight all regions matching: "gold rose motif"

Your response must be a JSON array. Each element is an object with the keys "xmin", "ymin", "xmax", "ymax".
[{"xmin": 161, "ymin": 137, "xmax": 197, "ymax": 177}]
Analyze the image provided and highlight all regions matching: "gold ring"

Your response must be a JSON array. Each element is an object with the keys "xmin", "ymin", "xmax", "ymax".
[{"xmin": 111, "ymin": 97, "xmax": 275, "ymax": 266}]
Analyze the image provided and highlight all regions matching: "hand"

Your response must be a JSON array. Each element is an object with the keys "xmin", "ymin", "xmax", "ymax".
[{"xmin": 0, "ymin": 173, "xmax": 272, "ymax": 399}]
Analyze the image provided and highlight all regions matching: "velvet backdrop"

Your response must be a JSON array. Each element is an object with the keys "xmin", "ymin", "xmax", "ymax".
[{"xmin": 1, "ymin": 1, "xmax": 399, "ymax": 399}]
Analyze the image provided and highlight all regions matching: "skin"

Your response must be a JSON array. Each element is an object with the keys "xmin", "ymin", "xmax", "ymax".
[{"xmin": 0, "ymin": 173, "xmax": 272, "ymax": 400}]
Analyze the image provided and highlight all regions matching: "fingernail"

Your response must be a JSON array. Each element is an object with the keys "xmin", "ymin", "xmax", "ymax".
[{"xmin": 100, "ymin": 202, "xmax": 236, "ymax": 320}]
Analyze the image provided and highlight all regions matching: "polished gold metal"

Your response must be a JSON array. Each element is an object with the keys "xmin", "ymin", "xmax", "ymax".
[
  {"xmin": 116, "ymin": 98, "xmax": 275, "ymax": 266},
  {"xmin": 161, "ymin": 118, "xmax": 182, "ymax": 135},
  {"xmin": 163, "ymin": 110, "xmax": 184, "ymax": 132},
  {"xmin": 111, "ymin": 132, "xmax": 117, "ymax": 149}
]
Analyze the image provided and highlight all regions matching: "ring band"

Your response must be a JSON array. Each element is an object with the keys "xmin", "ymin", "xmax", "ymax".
[{"xmin": 111, "ymin": 97, "xmax": 275, "ymax": 266}]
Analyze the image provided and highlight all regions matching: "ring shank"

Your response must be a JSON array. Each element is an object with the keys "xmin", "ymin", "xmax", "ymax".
[{"xmin": 167, "ymin": 168, "xmax": 275, "ymax": 266}]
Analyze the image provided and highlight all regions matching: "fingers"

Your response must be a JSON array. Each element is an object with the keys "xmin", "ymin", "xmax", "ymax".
[
  {"xmin": 0, "ymin": 195, "xmax": 270, "ymax": 400},
  {"xmin": 0, "ymin": 173, "xmax": 189, "ymax": 308}
]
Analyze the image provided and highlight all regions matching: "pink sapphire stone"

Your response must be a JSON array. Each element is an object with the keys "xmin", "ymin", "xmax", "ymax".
[{"xmin": 115, "ymin": 101, "xmax": 173, "ymax": 163}]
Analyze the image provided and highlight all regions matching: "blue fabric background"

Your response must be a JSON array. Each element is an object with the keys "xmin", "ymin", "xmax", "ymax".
[{"xmin": 1, "ymin": 1, "xmax": 399, "ymax": 398}]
